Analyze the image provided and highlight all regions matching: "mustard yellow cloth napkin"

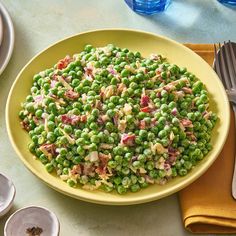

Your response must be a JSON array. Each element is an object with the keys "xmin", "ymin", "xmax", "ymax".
[{"xmin": 179, "ymin": 44, "xmax": 236, "ymax": 234}]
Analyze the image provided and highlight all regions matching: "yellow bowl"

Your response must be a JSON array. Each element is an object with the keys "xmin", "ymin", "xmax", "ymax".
[{"xmin": 6, "ymin": 29, "xmax": 230, "ymax": 205}]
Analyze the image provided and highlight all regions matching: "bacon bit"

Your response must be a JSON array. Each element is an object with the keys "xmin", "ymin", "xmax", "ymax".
[
  {"xmin": 84, "ymin": 67, "xmax": 93, "ymax": 77},
  {"xmin": 155, "ymin": 68, "xmax": 163, "ymax": 74},
  {"xmin": 140, "ymin": 106, "xmax": 151, "ymax": 113},
  {"xmin": 182, "ymin": 87, "xmax": 192, "ymax": 94},
  {"xmin": 181, "ymin": 118, "xmax": 193, "ymax": 127},
  {"xmin": 61, "ymin": 114, "xmax": 80, "ymax": 125},
  {"xmin": 64, "ymin": 90, "xmax": 79, "ymax": 100},
  {"xmin": 83, "ymin": 163, "xmax": 95, "ymax": 176},
  {"xmin": 140, "ymin": 94, "xmax": 150, "ymax": 107},
  {"xmin": 121, "ymin": 133, "xmax": 136, "ymax": 146},
  {"xmin": 21, "ymin": 121, "xmax": 30, "ymax": 131},
  {"xmin": 171, "ymin": 107, "xmax": 178, "ymax": 116},
  {"xmin": 99, "ymin": 153, "xmax": 111, "ymax": 165},
  {"xmin": 166, "ymin": 155, "xmax": 177, "ymax": 165},
  {"xmin": 145, "ymin": 175, "xmax": 155, "ymax": 184},
  {"xmin": 71, "ymin": 164, "xmax": 82, "ymax": 175},
  {"xmin": 57, "ymin": 55, "xmax": 71, "ymax": 70},
  {"xmin": 139, "ymin": 120, "xmax": 146, "ymax": 129},
  {"xmin": 39, "ymin": 144, "xmax": 55, "ymax": 160},
  {"xmin": 32, "ymin": 116, "xmax": 39, "ymax": 125},
  {"xmin": 164, "ymin": 163, "xmax": 171, "ymax": 170},
  {"xmin": 95, "ymin": 166, "xmax": 107, "ymax": 176},
  {"xmin": 186, "ymin": 131, "xmax": 197, "ymax": 141}
]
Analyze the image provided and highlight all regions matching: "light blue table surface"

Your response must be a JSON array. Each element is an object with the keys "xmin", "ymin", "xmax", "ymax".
[{"xmin": 0, "ymin": 0, "xmax": 236, "ymax": 235}]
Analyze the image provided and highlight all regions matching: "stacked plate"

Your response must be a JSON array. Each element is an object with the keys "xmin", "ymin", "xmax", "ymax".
[{"xmin": 0, "ymin": 1, "xmax": 14, "ymax": 75}]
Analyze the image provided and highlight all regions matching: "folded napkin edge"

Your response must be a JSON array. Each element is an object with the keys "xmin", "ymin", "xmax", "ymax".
[
  {"xmin": 185, "ymin": 216, "xmax": 236, "ymax": 234},
  {"xmin": 181, "ymin": 206, "xmax": 236, "ymax": 221}
]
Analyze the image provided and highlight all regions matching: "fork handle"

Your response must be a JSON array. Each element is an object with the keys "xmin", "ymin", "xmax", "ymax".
[{"xmin": 232, "ymin": 105, "xmax": 236, "ymax": 199}]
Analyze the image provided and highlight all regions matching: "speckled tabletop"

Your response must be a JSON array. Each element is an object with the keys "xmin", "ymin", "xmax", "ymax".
[{"xmin": 0, "ymin": 0, "xmax": 236, "ymax": 235}]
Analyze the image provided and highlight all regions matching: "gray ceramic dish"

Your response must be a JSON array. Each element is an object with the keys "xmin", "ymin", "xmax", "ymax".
[
  {"xmin": 0, "ymin": 173, "xmax": 16, "ymax": 217},
  {"xmin": 4, "ymin": 206, "xmax": 60, "ymax": 236}
]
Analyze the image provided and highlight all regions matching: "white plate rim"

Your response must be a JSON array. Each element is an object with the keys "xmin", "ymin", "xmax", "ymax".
[{"xmin": 0, "ymin": 1, "xmax": 14, "ymax": 76}]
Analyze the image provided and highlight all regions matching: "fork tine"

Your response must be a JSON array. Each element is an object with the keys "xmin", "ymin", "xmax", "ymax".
[
  {"xmin": 224, "ymin": 41, "xmax": 236, "ymax": 89},
  {"xmin": 214, "ymin": 44, "xmax": 227, "ymax": 88},
  {"xmin": 228, "ymin": 41, "xmax": 236, "ymax": 79},
  {"xmin": 218, "ymin": 42, "xmax": 232, "ymax": 90}
]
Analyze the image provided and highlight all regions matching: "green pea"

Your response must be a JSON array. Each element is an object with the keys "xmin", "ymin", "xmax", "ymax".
[
  {"xmin": 45, "ymin": 163, "xmax": 54, "ymax": 173},
  {"xmin": 117, "ymin": 185, "xmax": 127, "ymax": 194},
  {"xmin": 121, "ymin": 69, "xmax": 130, "ymax": 77},
  {"xmin": 67, "ymin": 179, "xmax": 76, "ymax": 187}
]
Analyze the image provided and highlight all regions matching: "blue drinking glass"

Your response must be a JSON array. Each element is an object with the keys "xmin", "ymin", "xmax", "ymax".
[
  {"xmin": 218, "ymin": 0, "xmax": 236, "ymax": 5},
  {"xmin": 124, "ymin": 0, "xmax": 171, "ymax": 15}
]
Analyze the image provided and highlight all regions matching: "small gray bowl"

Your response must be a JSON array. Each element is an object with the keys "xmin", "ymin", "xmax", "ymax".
[
  {"xmin": 0, "ymin": 173, "xmax": 16, "ymax": 217},
  {"xmin": 4, "ymin": 206, "xmax": 60, "ymax": 236}
]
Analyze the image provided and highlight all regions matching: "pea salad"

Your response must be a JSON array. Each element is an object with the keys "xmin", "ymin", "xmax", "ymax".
[{"xmin": 19, "ymin": 44, "xmax": 217, "ymax": 194}]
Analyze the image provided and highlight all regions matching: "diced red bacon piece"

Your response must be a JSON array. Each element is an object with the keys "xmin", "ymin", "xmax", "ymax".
[
  {"xmin": 182, "ymin": 87, "xmax": 192, "ymax": 94},
  {"xmin": 121, "ymin": 134, "xmax": 136, "ymax": 146},
  {"xmin": 98, "ymin": 153, "xmax": 110, "ymax": 167},
  {"xmin": 21, "ymin": 121, "xmax": 30, "ymax": 131},
  {"xmin": 83, "ymin": 163, "xmax": 94, "ymax": 176},
  {"xmin": 64, "ymin": 90, "xmax": 79, "ymax": 100},
  {"xmin": 186, "ymin": 131, "xmax": 197, "ymax": 141},
  {"xmin": 139, "ymin": 120, "xmax": 146, "ymax": 129},
  {"xmin": 140, "ymin": 95, "xmax": 150, "ymax": 107},
  {"xmin": 61, "ymin": 114, "xmax": 86, "ymax": 125},
  {"xmin": 41, "ymin": 143, "xmax": 56, "ymax": 155},
  {"xmin": 84, "ymin": 67, "xmax": 93, "ymax": 76},
  {"xmin": 140, "ymin": 106, "xmax": 151, "ymax": 113},
  {"xmin": 95, "ymin": 166, "xmax": 107, "ymax": 176},
  {"xmin": 181, "ymin": 118, "xmax": 193, "ymax": 127},
  {"xmin": 57, "ymin": 56, "xmax": 71, "ymax": 70},
  {"xmin": 71, "ymin": 164, "xmax": 82, "ymax": 175}
]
